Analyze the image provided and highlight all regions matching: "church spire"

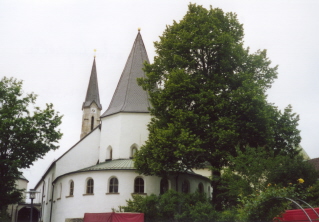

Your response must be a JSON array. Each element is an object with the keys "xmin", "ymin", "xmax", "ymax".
[
  {"xmin": 82, "ymin": 57, "xmax": 102, "ymax": 110},
  {"xmin": 81, "ymin": 57, "xmax": 102, "ymax": 139},
  {"xmin": 101, "ymin": 31, "xmax": 151, "ymax": 118}
]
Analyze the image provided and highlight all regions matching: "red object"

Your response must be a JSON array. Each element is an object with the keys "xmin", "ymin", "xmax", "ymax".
[
  {"xmin": 83, "ymin": 212, "xmax": 144, "ymax": 222},
  {"xmin": 277, "ymin": 207, "xmax": 319, "ymax": 221}
]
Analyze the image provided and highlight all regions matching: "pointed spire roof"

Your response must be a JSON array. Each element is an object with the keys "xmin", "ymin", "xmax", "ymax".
[
  {"xmin": 101, "ymin": 31, "xmax": 151, "ymax": 117},
  {"xmin": 83, "ymin": 57, "xmax": 102, "ymax": 109}
]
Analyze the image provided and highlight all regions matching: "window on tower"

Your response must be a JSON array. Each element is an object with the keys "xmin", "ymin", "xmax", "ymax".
[{"xmin": 91, "ymin": 116, "xmax": 94, "ymax": 130}]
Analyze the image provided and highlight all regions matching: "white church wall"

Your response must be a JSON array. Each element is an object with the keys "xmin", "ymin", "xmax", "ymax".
[
  {"xmin": 99, "ymin": 113, "xmax": 151, "ymax": 161},
  {"xmin": 56, "ymin": 128, "xmax": 101, "ymax": 177},
  {"xmin": 34, "ymin": 166, "xmax": 56, "ymax": 222},
  {"xmin": 51, "ymin": 170, "xmax": 158, "ymax": 222},
  {"xmin": 48, "ymin": 170, "xmax": 211, "ymax": 222},
  {"xmin": 99, "ymin": 114, "xmax": 121, "ymax": 162}
]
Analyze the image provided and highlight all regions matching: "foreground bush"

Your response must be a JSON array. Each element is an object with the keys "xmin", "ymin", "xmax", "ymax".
[
  {"xmin": 237, "ymin": 179, "xmax": 311, "ymax": 222},
  {"xmin": 121, "ymin": 180, "xmax": 316, "ymax": 222},
  {"xmin": 121, "ymin": 190, "xmax": 217, "ymax": 222}
]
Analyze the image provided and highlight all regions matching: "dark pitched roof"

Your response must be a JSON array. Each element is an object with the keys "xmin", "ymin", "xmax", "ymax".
[
  {"xmin": 83, "ymin": 57, "xmax": 102, "ymax": 110},
  {"xmin": 308, "ymin": 157, "xmax": 319, "ymax": 171},
  {"xmin": 101, "ymin": 31, "xmax": 151, "ymax": 117},
  {"xmin": 17, "ymin": 174, "xmax": 29, "ymax": 182}
]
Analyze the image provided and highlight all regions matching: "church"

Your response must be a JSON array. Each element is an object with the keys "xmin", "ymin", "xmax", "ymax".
[{"xmin": 33, "ymin": 31, "xmax": 211, "ymax": 222}]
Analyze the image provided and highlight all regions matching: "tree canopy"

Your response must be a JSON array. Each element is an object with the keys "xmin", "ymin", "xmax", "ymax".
[
  {"xmin": 0, "ymin": 77, "xmax": 62, "ymax": 212},
  {"xmin": 134, "ymin": 4, "xmax": 301, "ymax": 184}
]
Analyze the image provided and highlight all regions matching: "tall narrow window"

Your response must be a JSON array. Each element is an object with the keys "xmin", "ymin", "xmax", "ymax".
[
  {"xmin": 91, "ymin": 116, "xmax": 94, "ymax": 130},
  {"xmin": 198, "ymin": 182, "xmax": 204, "ymax": 193},
  {"xmin": 58, "ymin": 183, "xmax": 62, "ymax": 199},
  {"xmin": 134, "ymin": 177, "xmax": 144, "ymax": 193},
  {"xmin": 160, "ymin": 179, "xmax": 169, "ymax": 194},
  {"xmin": 86, "ymin": 179, "xmax": 94, "ymax": 194},
  {"xmin": 131, "ymin": 147, "xmax": 137, "ymax": 158},
  {"xmin": 110, "ymin": 149, "xmax": 112, "ymax": 160},
  {"xmin": 109, "ymin": 177, "xmax": 118, "ymax": 193},
  {"xmin": 70, "ymin": 181, "xmax": 74, "ymax": 196},
  {"xmin": 182, "ymin": 180, "xmax": 189, "ymax": 193}
]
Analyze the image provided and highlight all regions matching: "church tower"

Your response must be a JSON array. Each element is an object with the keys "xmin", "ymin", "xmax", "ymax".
[
  {"xmin": 81, "ymin": 57, "xmax": 102, "ymax": 139},
  {"xmin": 99, "ymin": 30, "xmax": 151, "ymax": 160}
]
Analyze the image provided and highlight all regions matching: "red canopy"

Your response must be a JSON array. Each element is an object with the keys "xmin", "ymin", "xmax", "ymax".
[
  {"xmin": 278, "ymin": 207, "xmax": 319, "ymax": 221},
  {"xmin": 83, "ymin": 212, "xmax": 144, "ymax": 222}
]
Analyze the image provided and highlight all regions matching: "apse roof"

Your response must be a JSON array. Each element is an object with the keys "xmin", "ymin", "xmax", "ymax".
[
  {"xmin": 101, "ymin": 31, "xmax": 151, "ymax": 117},
  {"xmin": 83, "ymin": 57, "xmax": 102, "ymax": 109},
  {"xmin": 79, "ymin": 159, "xmax": 135, "ymax": 171},
  {"xmin": 52, "ymin": 159, "xmax": 210, "ymax": 183}
]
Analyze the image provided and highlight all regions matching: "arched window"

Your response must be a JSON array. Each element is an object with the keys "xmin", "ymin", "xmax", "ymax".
[
  {"xmin": 106, "ymin": 146, "xmax": 113, "ymax": 160},
  {"xmin": 86, "ymin": 179, "xmax": 94, "ymax": 194},
  {"xmin": 132, "ymin": 148, "xmax": 137, "ymax": 157},
  {"xmin": 69, "ymin": 181, "xmax": 74, "ymax": 196},
  {"xmin": 198, "ymin": 182, "xmax": 204, "ymax": 193},
  {"xmin": 160, "ymin": 179, "xmax": 169, "ymax": 194},
  {"xmin": 91, "ymin": 116, "xmax": 94, "ymax": 130},
  {"xmin": 109, "ymin": 177, "xmax": 119, "ymax": 193},
  {"xmin": 134, "ymin": 177, "xmax": 144, "ymax": 193},
  {"xmin": 182, "ymin": 180, "xmax": 189, "ymax": 193},
  {"xmin": 130, "ymin": 144, "xmax": 138, "ymax": 158}
]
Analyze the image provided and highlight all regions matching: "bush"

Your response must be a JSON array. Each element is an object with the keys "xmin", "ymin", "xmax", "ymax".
[
  {"xmin": 237, "ymin": 180, "xmax": 311, "ymax": 222},
  {"xmin": 122, "ymin": 190, "xmax": 217, "ymax": 222}
]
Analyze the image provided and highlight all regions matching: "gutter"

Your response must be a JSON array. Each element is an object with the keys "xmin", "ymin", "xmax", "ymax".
[{"xmin": 49, "ymin": 182, "xmax": 55, "ymax": 222}]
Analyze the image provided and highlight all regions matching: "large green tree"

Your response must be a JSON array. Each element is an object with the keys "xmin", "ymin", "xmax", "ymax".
[
  {"xmin": 135, "ymin": 4, "xmax": 301, "ymax": 199},
  {"xmin": 0, "ymin": 77, "xmax": 62, "ymax": 213}
]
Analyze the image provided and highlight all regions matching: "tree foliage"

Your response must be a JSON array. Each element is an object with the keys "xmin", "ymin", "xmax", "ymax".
[
  {"xmin": 135, "ymin": 3, "xmax": 301, "ymax": 189},
  {"xmin": 215, "ymin": 146, "xmax": 318, "ymax": 210},
  {"xmin": 0, "ymin": 77, "xmax": 62, "ymax": 211}
]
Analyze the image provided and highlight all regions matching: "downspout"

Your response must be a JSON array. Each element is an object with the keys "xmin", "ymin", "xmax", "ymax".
[
  {"xmin": 14, "ymin": 205, "xmax": 18, "ymax": 222},
  {"xmin": 40, "ymin": 180, "xmax": 45, "ymax": 221},
  {"xmin": 49, "ymin": 182, "xmax": 55, "ymax": 222}
]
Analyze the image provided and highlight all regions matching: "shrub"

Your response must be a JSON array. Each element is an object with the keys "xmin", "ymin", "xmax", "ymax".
[{"xmin": 122, "ymin": 190, "xmax": 217, "ymax": 222}]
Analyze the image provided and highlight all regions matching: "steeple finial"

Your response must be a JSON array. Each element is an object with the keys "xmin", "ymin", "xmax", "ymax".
[
  {"xmin": 94, "ymin": 49, "xmax": 97, "ymax": 58},
  {"xmin": 138, "ymin": 28, "xmax": 141, "ymax": 32}
]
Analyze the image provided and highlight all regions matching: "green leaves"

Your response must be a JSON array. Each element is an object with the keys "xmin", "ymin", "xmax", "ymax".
[
  {"xmin": 135, "ymin": 3, "xmax": 300, "ymax": 192},
  {"xmin": 0, "ymin": 77, "xmax": 62, "ymax": 209}
]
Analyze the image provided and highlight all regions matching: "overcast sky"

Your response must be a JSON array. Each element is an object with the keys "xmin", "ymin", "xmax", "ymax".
[{"xmin": 1, "ymin": 0, "xmax": 318, "ymax": 189}]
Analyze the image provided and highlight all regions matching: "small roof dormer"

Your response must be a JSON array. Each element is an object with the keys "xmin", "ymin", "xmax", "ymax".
[
  {"xmin": 83, "ymin": 57, "xmax": 102, "ymax": 110},
  {"xmin": 101, "ymin": 31, "xmax": 150, "ymax": 118}
]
